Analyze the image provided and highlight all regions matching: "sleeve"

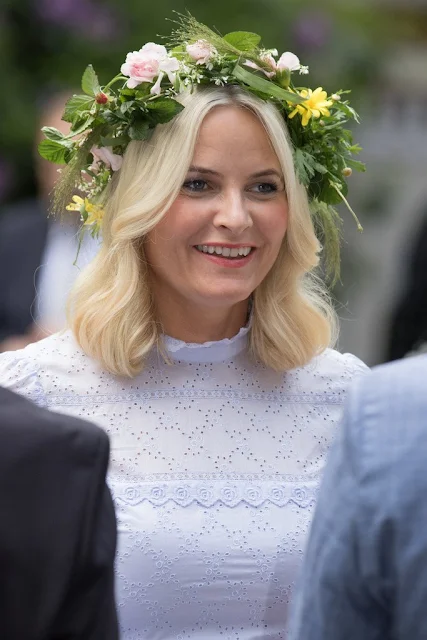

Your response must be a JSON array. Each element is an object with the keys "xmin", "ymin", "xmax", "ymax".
[
  {"xmin": 342, "ymin": 352, "xmax": 370, "ymax": 378},
  {"xmin": 288, "ymin": 376, "xmax": 389, "ymax": 640},
  {"xmin": 50, "ymin": 425, "xmax": 118, "ymax": 640},
  {"xmin": 0, "ymin": 351, "xmax": 47, "ymax": 406}
]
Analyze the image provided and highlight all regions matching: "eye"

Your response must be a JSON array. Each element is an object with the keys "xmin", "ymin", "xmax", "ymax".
[
  {"xmin": 182, "ymin": 179, "xmax": 209, "ymax": 192},
  {"xmin": 251, "ymin": 182, "xmax": 279, "ymax": 194}
]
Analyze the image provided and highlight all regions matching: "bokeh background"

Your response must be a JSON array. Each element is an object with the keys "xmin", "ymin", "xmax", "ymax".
[{"xmin": 1, "ymin": 0, "xmax": 427, "ymax": 364}]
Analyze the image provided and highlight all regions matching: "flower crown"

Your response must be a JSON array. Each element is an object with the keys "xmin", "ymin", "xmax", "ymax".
[{"xmin": 39, "ymin": 14, "xmax": 365, "ymax": 282}]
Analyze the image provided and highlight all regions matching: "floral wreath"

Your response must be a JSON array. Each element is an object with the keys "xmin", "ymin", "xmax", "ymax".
[{"xmin": 39, "ymin": 13, "xmax": 365, "ymax": 282}]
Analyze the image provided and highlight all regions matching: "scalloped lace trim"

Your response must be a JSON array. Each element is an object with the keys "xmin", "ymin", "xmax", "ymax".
[{"xmin": 111, "ymin": 477, "xmax": 318, "ymax": 508}]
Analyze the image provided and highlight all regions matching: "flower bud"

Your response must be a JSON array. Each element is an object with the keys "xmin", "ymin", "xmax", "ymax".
[
  {"xmin": 275, "ymin": 68, "xmax": 291, "ymax": 88},
  {"xmin": 95, "ymin": 92, "xmax": 109, "ymax": 105},
  {"xmin": 319, "ymin": 120, "xmax": 325, "ymax": 127},
  {"xmin": 331, "ymin": 93, "xmax": 341, "ymax": 101},
  {"xmin": 342, "ymin": 167, "xmax": 352, "ymax": 177}
]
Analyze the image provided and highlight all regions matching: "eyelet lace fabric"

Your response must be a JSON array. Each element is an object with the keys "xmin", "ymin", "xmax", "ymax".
[{"xmin": 0, "ymin": 330, "xmax": 368, "ymax": 639}]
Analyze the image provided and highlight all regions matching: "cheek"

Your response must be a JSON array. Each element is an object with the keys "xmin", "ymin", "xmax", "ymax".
[
  {"xmin": 144, "ymin": 201, "xmax": 201, "ymax": 266},
  {"xmin": 259, "ymin": 202, "xmax": 289, "ymax": 246}
]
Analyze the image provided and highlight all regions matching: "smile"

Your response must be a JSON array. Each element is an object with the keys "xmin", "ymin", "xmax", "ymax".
[{"xmin": 195, "ymin": 245, "xmax": 253, "ymax": 258}]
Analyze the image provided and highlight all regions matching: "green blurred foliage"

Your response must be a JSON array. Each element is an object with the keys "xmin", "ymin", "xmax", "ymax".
[{"xmin": 0, "ymin": 0, "xmax": 423, "ymax": 206}]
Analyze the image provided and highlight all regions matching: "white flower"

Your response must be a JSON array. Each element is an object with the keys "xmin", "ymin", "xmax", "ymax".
[{"xmin": 276, "ymin": 51, "xmax": 301, "ymax": 72}]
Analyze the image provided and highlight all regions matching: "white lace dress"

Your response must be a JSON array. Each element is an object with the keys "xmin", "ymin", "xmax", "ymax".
[{"xmin": 0, "ymin": 328, "xmax": 368, "ymax": 639}]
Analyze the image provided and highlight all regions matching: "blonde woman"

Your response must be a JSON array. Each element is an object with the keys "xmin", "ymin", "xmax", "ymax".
[{"xmin": 0, "ymin": 18, "xmax": 368, "ymax": 639}]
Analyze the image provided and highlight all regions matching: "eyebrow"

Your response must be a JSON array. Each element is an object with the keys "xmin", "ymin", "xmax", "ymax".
[{"xmin": 188, "ymin": 165, "xmax": 284, "ymax": 181}]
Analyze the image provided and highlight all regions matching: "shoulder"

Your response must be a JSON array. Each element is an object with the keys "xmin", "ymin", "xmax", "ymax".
[
  {"xmin": 338, "ymin": 355, "xmax": 427, "ymax": 504},
  {"xmin": 0, "ymin": 385, "xmax": 109, "ymax": 468},
  {"xmin": 0, "ymin": 331, "xmax": 87, "ymax": 403},
  {"xmin": 312, "ymin": 348, "xmax": 369, "ymax": 378},
  {"xmin": 346, "ymin": 354, "xmax": 427, "ymax": 449},
  {"xmin": 287, "ymin": 347, "xmax": 369, "ymax": 395},
  {"xmin": 362, "ymin": 353, "xmax": 427, "ymax": 398}
]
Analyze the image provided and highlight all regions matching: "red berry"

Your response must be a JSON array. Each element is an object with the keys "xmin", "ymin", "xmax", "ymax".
[{"xmin": 95, "ymin": 92, "xmax": 108, "ymax": 104}]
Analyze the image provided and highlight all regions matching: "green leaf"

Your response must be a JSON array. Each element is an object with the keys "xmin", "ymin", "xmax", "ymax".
[
  {"xmin": 320, "ymin": 179, "xmax": 348, "ymax": 206},
  {"xmin": 41, "ymin": 126, "xmax": 65, "ymax": 142},
  {"xmin": 63, "ymin": 94, "xmax": 95, "ymax": 123},
  {"xmin": 38, "ymin": 139, "xmax": 72, "ymax": 163},
  {"xmin": 69, "ymin": 115, "xmax": 94, "ymax": 137},
  {"xmin": 120, "ymin": 100, "xmax": 136, "ymax": 115},
  {"xmin": 346, "ymin": 158, "xmax": 366, "ymax": 173},
  {"xmin": 223, "ymin": 31, "xmax": 261, "ymax": 51},
  {"xmin": 102, "ymin": 109, "xmax": 126, "ymax": 125},
  {"xmin": 312, "ymin": 161, "xmax": 328, "ymax": 174},
  {"xmin": 232, "ymin": 65, "xmax": 304, "ymax": 104},
  {"xmin": 120, "ymin": 88, "xmax": 137, "ymax": 97},
  {"xmin": 100, "ymin": 135, "xmax": 130, "ymax": 147},
  {"xmin": 294, "ymin": 149, "xmax": 321, "ymax": 185},
  {"xmin": 128, "ymin": 119, "xmax": 150, "ymax": 140},
  {"xmin": 146, "ymin": 98, "xmax": 184, "ymax": 123},
  {"xmin": 81, "ymin": 64, "xmax": 101, "ymax": 97}
]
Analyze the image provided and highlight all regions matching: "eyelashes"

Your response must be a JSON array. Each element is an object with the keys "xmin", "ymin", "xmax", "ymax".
[
  {"xmin": 182, "ymin": 179, "xmax": 209, "ymax": 192},
  {"xmin": 182, "ymin": 179, "xmax": 281, "ymax": 195}
]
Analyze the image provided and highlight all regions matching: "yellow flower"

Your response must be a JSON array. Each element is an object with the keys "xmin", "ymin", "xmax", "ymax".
[
  {"xmin": 84, "ymin": 201, "xmax": 104, "ymax": 226},
  {"xmin": 289, "ymin": 87, "xmax": 333, "ymax": 127},
  {"xmin": 66, "ymin": 195, "xmax": 104, "ymax": 228},
  {"xmin": 65, "ymin": 195, "xmax": 85, "ymax": 212}
]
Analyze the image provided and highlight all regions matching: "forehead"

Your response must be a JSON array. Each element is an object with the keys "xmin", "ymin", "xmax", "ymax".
[{"xmin": 192, "ymin": 105, "xmax": 281, "ymax": 170}]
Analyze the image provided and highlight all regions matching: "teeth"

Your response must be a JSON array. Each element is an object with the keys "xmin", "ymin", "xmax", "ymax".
[{"xmin": 196, "ymin": 245, "xmax": 253, "ymax": 257}]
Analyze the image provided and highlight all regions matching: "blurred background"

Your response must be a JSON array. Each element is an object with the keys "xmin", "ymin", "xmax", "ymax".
[{"xmin": 1, "ymin": 0, "xmax": 427, "ymax": 363}]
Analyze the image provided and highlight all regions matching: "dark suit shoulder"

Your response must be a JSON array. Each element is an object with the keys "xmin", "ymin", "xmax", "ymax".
[{"xmin": 0, "ymin": 386, "xmax": 109, "ymax": 470}]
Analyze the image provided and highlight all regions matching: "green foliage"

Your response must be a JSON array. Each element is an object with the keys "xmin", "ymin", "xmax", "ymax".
[
  {"xmin": 232, "ymin": 65, "xmax": 303, "ymax": 103},
  {"xmin": 81, "ymin": 65, "xmax": 101, "ymax": 97},
  {"xmin": 223, "ymin": 31, "xmax": 261, "ymax": 51},
  {"xmin": 146, "ymin": 98, "xmax": 185, "ymax": 122},
  {"xmin": 63, "ymin": 95, "xmax": 95, "ymax": 123},
  {"xmin": 38, "ymin": 139, "xmax": 71, "ymax": 163}
]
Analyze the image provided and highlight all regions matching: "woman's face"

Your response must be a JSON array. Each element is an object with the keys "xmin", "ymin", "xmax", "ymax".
[{"xmin": 145, "ymin": 105, "xmax": 289, "ymax": 313}]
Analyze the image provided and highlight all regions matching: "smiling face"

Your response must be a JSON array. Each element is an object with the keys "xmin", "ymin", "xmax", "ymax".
[{"xmin": 145, "ymin": 105, "xmax": 289, "ymax": 322}]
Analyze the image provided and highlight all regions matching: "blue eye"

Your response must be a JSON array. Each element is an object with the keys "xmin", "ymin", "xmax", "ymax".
[
  {"xmin": 252, "ymin": 182, "xmax": 278, "ymax": 194},
  {"xmin": 183, "ymin": 179, "xmax": 208, "ymax": 192}
]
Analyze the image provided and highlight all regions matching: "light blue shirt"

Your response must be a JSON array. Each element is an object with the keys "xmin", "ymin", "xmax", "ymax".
[{"xmin": 289, "ymin": 354, "xmax": 427, "ymax": 640}]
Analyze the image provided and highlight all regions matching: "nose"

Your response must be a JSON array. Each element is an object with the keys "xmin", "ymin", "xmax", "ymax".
[{"xmin": 212, "ymin": 189, "xmax": 253, "ymax": 235}]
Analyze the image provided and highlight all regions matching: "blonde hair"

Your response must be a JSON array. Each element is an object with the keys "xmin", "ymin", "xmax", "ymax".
[{"xmin": 68, "ymin": 85, "xmax": 338, "ymax": 376}]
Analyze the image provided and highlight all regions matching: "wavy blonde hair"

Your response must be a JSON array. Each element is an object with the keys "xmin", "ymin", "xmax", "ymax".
[{"xmin": 68, "ymin": 85, "xmax": 337, "ymax": 376}]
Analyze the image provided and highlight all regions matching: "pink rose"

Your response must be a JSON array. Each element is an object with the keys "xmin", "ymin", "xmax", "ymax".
[
  {"xmin": 186, "ymin": 40, "xmax": 216, "ymax": 65},
  {"xmin": 90, "ymin": 146, "xmax": 123, "ymax": 172},
  {"xmin": 149, "ymin": 56, "xmax": 180, "ymax": 95},
  {"xmin": 121, "ymin": 43, "xmax": 179, "ymax": 90},
  {"xmin": 244, "ymin": 54, "xmax": 277, "ymax": 78}
]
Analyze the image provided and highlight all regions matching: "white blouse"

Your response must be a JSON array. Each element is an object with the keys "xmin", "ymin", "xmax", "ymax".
[{"xmin": 0, "ymin": 328, "xmax": 368, "ymax": 639}]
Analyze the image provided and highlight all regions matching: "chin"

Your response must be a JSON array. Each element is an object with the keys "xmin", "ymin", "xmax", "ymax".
[{"xmin": 194, "ymin": 287, "xmax": 253, "ymax": 308}]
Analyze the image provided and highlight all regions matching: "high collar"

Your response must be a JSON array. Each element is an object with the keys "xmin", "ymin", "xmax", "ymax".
[{"xmin": 163, "ymin": 324, "xmax": 250, "ymax": 363}]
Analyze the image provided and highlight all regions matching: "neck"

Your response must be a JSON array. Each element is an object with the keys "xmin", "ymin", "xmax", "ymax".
[{"xmin": 155, "ymin": 296, "xmax": 250, "ymax": 344}]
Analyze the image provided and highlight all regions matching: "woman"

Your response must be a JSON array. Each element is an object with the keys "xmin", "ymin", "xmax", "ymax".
[{"xmin": 0, "ymin": 17, "xmax": 368, "ymax": 639}]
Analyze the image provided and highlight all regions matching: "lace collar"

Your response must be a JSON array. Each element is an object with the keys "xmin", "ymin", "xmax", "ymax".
[{"xmin": 163, "ymin": 324, "xmax": 250, "ymax": 363}]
